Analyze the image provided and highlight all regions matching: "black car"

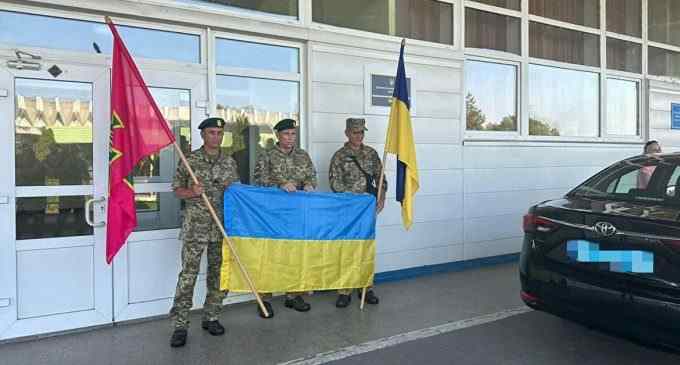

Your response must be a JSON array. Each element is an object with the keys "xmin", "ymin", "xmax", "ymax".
[{"xmin": 520, "ymin": 152, "xmax": 680, "ymax": 349}]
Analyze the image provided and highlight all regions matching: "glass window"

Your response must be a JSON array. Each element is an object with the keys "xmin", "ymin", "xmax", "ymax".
[
  {"xmin": 606, "ymin": 78, "xmax": 639, "ymax": 136},
  {"xmin": 16, "ymin": 195, "xmax": 93, "ymax": 239},
  {"xmin": 0, "ymin": 11, "xmax": 200, "ymax": 63},
  {"xmin": 606, "ymin": 0, "xmax": 641, "ymax": 37},
  {"xmin": 466, "ymin": 60, "xmax": 517, "ymax": 132},
  {"xmin": 469, "ymin": 0, "xmax": 520, "ymax": 11},
  {"xmin": 15, "ymin": 79, "xmax": 93, "ymax": 187},
  {"xmin": 606, "ymin": 38, "xmax": 642, "ymax": 74},
  {"xmin": 465, "ymin": 8, "xmax": 521, "ymax": 55},
  {"xmin": 175, "ymin": 0, "xmax": 298, "ymax": 17},
  {"xmin": 133, "ymin": 88, "xmax": 191, "ymax": 184},
  {"xmin": 530, "ymin": 22, "xmax": 600, "ymax": 67},
  {"xmin": 134, "ymin": 192, "xmax": 183, "ymax": 231},
  {"xmin": 649, "ymin": 46, "xmax": 680, "ymax": 79},
  {"xmin": 529, "ymin": 0, "xmax": 599, "ymax": 28},
  {"xmin": 216, "ymin": 38, "xmax": 299, "ymax": 73},
  {"xmin": 216, "ymin": 75, "xmax": 299, "ymax": 183},
  {"xmin": 529, "ymin": 64, "xmax": 599, "ymax": 137},
  {"xmin": 649, "ymin": 0, "xmax": 680, "ymax": 48},
  {"xmin": 312, "ymin": 0, "xmax": 453, "ymax": 45}
]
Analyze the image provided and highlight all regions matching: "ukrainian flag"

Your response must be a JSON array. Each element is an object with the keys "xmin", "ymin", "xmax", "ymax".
[
  {"xmin": 220, "ymin": 184, "xmax": 376, "ymax": 293},
  {"xmin": 385, "ymin": 41, "xmax": 419, "ymax": 230}
]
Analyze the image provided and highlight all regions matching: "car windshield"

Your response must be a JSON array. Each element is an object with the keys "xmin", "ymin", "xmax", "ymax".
[{"xmin": 569, "ymin": 155, "xmax": 680, "ymax": 204}]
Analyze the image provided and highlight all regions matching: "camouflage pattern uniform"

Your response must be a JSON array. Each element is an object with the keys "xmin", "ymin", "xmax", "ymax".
[
  {"xmin": 329, "ymin": 139, "xmax": 386, "ymax": 296},
  {"xmin": 329, "ymin": 143, "xmax": 387, "ymax": 195},
  {"xmin": 169, "ymin": 147, "xmax": 239, "ymax": 329},
  {"xmin": 253, "ymin": 143, "xmax": 317, "ymax": 298},
  {"xmin": 253, "ymin": 144, "xmax": 317, "ymax": 189}
]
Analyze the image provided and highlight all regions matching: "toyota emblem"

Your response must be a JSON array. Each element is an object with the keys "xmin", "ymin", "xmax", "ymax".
[{"xmin": 594, "ymin": 221, "xmax": 617, "ymax": 237}]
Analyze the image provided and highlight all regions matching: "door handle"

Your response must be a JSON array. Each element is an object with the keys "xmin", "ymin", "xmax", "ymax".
[{"xmin": 85, "ymin": 197, "xmax": 106, "ymax": 227}]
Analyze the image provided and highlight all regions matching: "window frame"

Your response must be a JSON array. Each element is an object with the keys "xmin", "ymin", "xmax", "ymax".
[
  {"xmin": 210, "ymin": 30, "xmax": 306, "ymax": 148},
  {"xmin": 463, "ymin": 56, "xmax": 521, "ymax": 138},
  {"xmin": 307, "ymin": 0, "xmax": 459, "ymax": 49},
  {"xmin": 463, "ymin": 0, "xmax": 645, "ymax": 143}
]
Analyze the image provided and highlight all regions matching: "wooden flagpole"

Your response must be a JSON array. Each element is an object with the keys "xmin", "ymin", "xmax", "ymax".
[
  {"xmin": 172, "ymin": 141, "xmax": 270, "ymax": 317},
  {"xmin": 105, "ymin": 15, "xmax": 268, "ymax": 318}
]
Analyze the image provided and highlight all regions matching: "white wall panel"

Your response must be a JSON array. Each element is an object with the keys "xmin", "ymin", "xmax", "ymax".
[
  {"xmin": 378, "ymin": 194, "xmax": 463, "ymax": 226},
  {"xmin": 464, "ymin": 189, "xmax": 566, "ymax": 218},
  {"xmin": 415, "ymin": 90, "xmax": 460, "ymax": 118},
  {"xmin": 17, "ymin": 247, "xmax": 94, "ymax": 319},
  {"xmin": 464, "ymin": 214, "xmax": 523, "ymax": 243},
  {"xmin": 464, "ymin": 166, "xmax": 600, "ymax": 194},
  {"xmin": 464, "ymin": 237, "xmax": 522, "ymax": 261},
  {"xmin": 464, "ymin": 145, "xmax": 639, "ymax": 169},
  {"xmin": 376, "ymin": 244, "xmax": 463, "ymax": 272},
  {"xmin": 410, "ymin": 63, "xmax": 462, "ymax": 93},
  {"xmin": 650, "ymin": 109, "xmax": 670, "ymax": 130},
  {"xmin": 312, "ymin": 82, "xmax": 363, "ymax": 114},
  {"xmin": 311, "ymin": 51, "xmax": 367, "ymax": 85},
  {"xmin": 376, "ymin": 220, "xmax": 463, "ymax": 254}
]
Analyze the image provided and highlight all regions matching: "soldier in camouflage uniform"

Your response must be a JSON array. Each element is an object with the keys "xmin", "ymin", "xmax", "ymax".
[
  {"xmin": 169, "ymin": 117, "xmax": 240, "ymax": 347},
  {"xmin": 329, "ymin": 117, "xmax": 386, "ymax": 308},
  {"xmin": 252, "ymin": 118, "xmax": 317, "ymax": 316}
]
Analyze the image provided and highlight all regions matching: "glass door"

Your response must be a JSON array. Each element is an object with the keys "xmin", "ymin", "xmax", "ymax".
[{"xmin": 0, "ymin": 62, "xmax": 111, "ymax": 339}]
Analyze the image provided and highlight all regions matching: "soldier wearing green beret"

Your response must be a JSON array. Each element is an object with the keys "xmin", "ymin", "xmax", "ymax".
[
  {"xmin": 252, "ymin": 118, "xmax": 317, "ymax": 317},
  {"xmin": 169, "ymin": 117, "xmax": 240, "ymax": 347},
  {"xmin": 329, "ymin": 117, "xmax": 386, "ymax": 308}
]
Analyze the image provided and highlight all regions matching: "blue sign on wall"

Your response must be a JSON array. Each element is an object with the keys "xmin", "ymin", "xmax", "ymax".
[{"xmin": 672, "ymin": 103, "xmax": 680, "ymax": 130}]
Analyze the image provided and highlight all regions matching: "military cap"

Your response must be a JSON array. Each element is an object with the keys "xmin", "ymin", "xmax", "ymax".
[
  {"xmin": 273, "ymin": 118, "xmax": 297, "ymax": 132},
  {"xmin": 198, "ymin": 117, "xmax": 225, "ymax": 130},
  {"xmin": 346, "ymin": 118, "xmax": 368, "ymax": 131}
]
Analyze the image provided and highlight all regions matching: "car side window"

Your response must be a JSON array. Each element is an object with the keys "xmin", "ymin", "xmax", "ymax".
[
  {"xmin": 665, "ymin": 167, "xmax": 680, "ymax": 198},
  {"xmin": 606, "ymin": 169, "xmax": 638, "ymax": 194}
]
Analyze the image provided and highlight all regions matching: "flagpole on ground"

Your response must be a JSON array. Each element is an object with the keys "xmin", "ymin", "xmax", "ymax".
[
  {"xmin": 171, "ymin": 140, "xmax": 270, "ymax": 318},
  {"xmin": 104, "ymin": 15, "xmax": 269, "ymax": 318}
]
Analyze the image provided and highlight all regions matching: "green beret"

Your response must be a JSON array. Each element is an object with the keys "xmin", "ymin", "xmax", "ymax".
[
  {"xmin": 273, "ymin": 118, "xmax": 297, "ymax": 132},
  {"xmin": 198, "ymin": 117, "xmax": 225, "ymax": 130}
]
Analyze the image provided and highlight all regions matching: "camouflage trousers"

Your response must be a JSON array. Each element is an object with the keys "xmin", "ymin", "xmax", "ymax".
[{"xmin": 169, "ymin": 239, "xmax": 226, "ymax": 329}]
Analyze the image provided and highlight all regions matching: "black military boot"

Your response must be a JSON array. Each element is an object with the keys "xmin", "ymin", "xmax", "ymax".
[
  {"xmin": 284, "ymin": 295, "xmax": 311, "ymax": 312},
  {"xmin": 257, "ymin": 301, "xmax": 274, "ymax": 319},
  {"xmin": 201, "ymin": 320, "xmax": 225, "ymax": 336},
  {"xmin": 357, "ymin": 289, "xmax": 379, "ymax": 305},
  {"xmin": 170, "ymin": 329, "xmax": 187, "ymax": 347},
  {"xmin": 335, "ymin": 294, "xmax": 351, "ymax": 308}
]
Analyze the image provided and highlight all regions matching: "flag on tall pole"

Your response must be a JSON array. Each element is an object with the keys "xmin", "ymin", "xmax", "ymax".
[
  {"xmin": 106, "ymin": 18, "xmax": 176, "ymax": 263},
  {"xmin": 384, "ymin": 40, "xmax": 419, "ymax": 230}
]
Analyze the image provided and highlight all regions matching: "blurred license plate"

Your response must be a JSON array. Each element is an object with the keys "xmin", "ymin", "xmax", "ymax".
[{"xmin": 566, "ymin": 239, "xmax": 654, "ymax": 273}]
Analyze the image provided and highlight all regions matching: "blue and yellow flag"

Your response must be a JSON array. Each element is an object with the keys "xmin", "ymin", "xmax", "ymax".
[
  {"xmin": 385, "ymin": 41, "xmax": 419, "ymax": 230},
  {"xmin": 220, "ymin": 184, "xmax": 376, "ymax": 293}
]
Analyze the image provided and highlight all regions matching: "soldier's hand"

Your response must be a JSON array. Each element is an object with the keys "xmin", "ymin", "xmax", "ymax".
[
  {"xmin": 223, "ymin": 181, "xmax": 231, "ymax": 190},
  {"xmin": 280, "ymin": 182, "xmax": 296, "ymax": 193},
  {"xmin": 190, "ymin": 183, "xmax": 204, "ymax": 197},
  {"xmin": 303, "ymin": 184, "xmax": 315, "ymax": 192},
  {"xmin": 376, "ymin": 196, "xmax": 385, "ymax": 214}
]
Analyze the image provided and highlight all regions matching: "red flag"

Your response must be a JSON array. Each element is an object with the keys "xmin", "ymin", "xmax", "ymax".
[{"xmin": 106, "ymin": 20, "xmax": 176, "ymax": 263}]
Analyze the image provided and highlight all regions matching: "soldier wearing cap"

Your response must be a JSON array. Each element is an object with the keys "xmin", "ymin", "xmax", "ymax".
[
  {"xmin": 169, "ymin": 117, "xmax": 240, "ymax": 347},
  {"xmin": 328, "ymin": 117, "xmax": 386, "ymax": 308},
  {"xmin": 253, "ymin": 118, "xmax": 317, "ymax": 316}
]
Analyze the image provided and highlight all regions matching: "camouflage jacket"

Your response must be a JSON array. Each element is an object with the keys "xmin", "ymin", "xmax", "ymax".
[
  {"xmin": 172, "ymin": 147, "xmax": 239, "ymax": 241},
  {"xmin": 329, "ymin": 143, "xmax": 387, "ymax": 194},
  {"xmin": 253, "ymin": 144, "xmax": 317, "ymax": 189}
]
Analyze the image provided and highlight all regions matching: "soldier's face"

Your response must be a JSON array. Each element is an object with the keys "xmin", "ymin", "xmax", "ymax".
[
  {"xmin": 201, "ymin": 127, "xmax": 224, "ymax": 149},
  {"xmin": 276, "ymin": 129, "xmax": 297, "ymax": 150},
  {"xmin": 346, "ymin": 128, "xmax": 365, "ymax": 148}
]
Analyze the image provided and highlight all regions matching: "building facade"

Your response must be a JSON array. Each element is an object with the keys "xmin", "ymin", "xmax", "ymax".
[{"xmin": 0, "ymin": 0, "xmax": 677, "ymax": 340}]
